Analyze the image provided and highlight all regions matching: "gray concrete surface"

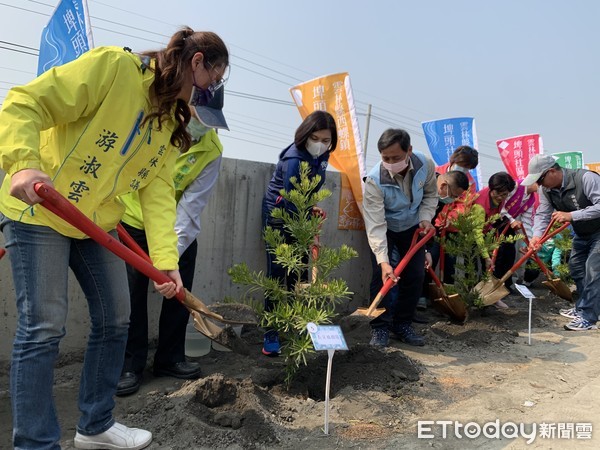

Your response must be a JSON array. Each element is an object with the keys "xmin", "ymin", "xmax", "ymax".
[{"xmin": 0, "ymin": 157, "xmax": 372, "ymax": 365}]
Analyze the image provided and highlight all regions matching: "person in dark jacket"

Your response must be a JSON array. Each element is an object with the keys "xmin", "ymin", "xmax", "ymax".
[
  {"xmin": 523, "ymin": 154, "xmax": 600, "ymax": 331},
  {"xmin": 261, "ymin": 110, "xmax": 338, "ymax": 355}
]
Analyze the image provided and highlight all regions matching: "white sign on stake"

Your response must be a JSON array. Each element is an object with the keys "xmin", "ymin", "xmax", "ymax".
[
  {"xmin": 514, "ymin": 284, "xmax": 536, "ymax": 345},
  {"xmin": 307, "ymin": 322, "xmax": 348, "ymax": 435},
  {"xmin": 307, "ymin": 322, "xmax": 348, "ymax": 351}
]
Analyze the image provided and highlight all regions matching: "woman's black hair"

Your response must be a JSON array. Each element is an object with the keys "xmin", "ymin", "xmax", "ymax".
[
  {"xmin": 294, "ymin": 110, "xmax": 338, "ymax": 151},
  {"xmin": 488, "ymin": 171, "xmax": 515, "ymax": 193}
]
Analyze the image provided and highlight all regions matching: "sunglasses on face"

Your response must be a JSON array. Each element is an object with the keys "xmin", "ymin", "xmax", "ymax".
[{"xmin": 536, "ymin": 169, "xmax": 550, "ymax": 185}]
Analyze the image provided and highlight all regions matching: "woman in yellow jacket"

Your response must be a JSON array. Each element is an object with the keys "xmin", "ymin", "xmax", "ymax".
[{"xmin": 0, "ymin": 27, "xmax": 228, "ymax": 450}]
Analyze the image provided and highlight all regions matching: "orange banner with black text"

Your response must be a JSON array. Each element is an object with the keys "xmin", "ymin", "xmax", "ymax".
[{"xmin": 290, "ymin": 73, "xmax": 366, "ymax": 230}]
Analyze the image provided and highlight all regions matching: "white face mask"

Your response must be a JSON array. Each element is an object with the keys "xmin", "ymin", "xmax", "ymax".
[
  {"xmin": 306, "ymin": 139, "xmax": 328, "ymax": 158},
  {"xmin": 439, "ymin": 184, "xmax": 455, "ymax": 204},
  {"xmin": 451, "ymin": 164, "xmax": 470, "ymax": 174},
  {"xmin": 382, "ymin": 158, "xmax": 409, "ymax": 175},
  {"xmin": 187, "ymin": 116, "xmax": 211, "ymax": 141}
]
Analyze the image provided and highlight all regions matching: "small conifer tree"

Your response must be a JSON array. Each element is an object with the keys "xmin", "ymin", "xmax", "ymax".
[
  {"xmin": 229, "ymin": 162, "xmax": 357, "ymax": 384},
  {"xmin": 440, "ymin": 194, "xmax": 520, "ymax": 308}
]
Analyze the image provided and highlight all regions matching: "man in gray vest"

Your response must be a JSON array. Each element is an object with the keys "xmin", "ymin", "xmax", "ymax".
[
  {"xmin": 363, "ymin": 129, "xmax": 437, "ymax": 347},
  {"xmin": 522, "ymin": 154, "xmax": 600, "ymax": 331}
]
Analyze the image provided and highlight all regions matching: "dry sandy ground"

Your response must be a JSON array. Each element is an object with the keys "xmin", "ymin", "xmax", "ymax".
[{"xmin": 1, "ymin": 281, "xmax": 599, "ymax": 449}]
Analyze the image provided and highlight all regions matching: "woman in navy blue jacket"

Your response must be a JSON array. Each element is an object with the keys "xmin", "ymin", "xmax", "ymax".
[{"xmin": 261, "ymin": 110, "xmax": 338, "ymax": 355}]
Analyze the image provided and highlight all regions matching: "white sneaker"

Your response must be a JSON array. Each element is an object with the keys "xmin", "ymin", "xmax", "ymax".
[
  {"xmin": 494, "ymin": 299, "xmax": 509, "ymax": 309},
  {"xmin": 74, "ymin": 422, "xmax": 152, "ymax": 450}
]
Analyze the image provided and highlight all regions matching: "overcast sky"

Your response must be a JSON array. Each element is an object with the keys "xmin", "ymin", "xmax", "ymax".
[{"xmin": 1, "ymin": 0, "xmax": 598, "ymax": 183}]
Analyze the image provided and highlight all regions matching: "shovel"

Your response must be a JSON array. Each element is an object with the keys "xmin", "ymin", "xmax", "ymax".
[
  {"xmin": 33, "ymin": 183, "xmax": 257, "ymax": 350},
  {"xmin": 474, "ymin": 219, "xmax": 570, "ymax": 305},
  {"xmin": 427, "ymin": 265, "xmax": 468, "ymax": 323},
  {"xmin": 518, "ymin": 223, "xmax": 572, "ymax": 301},
  {"xmin": 431, "ymin": 229, "xmax": 460, "ymax": 299},
  {"xmin": 353, "ymin": 228, "xmax": 435, "ymax": 318}
]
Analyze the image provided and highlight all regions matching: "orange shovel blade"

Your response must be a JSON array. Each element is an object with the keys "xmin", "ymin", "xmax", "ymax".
[{"xmin": 351, "ymin": 307, "xmax": 386, "ymax": 318}]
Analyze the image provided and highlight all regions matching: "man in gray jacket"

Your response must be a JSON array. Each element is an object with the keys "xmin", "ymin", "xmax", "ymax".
[{"xmin": 522, "ymin": 154, "xmax": 600, "ymax": 331}]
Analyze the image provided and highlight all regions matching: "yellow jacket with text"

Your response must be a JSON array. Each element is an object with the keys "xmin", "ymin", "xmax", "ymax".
[
  {"xmin": 120, "ymin": 129, "xmax": 223, "ymax": 229},
  {"xmin": 0, "ymin": 46, "xmax": 180, "ymax": 269}
]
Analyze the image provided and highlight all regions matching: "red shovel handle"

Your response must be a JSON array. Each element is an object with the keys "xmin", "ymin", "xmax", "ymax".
[
  {"xmin": 34, "ymin": 183, "xmax": 185, "ymax": 302},
  {"xmin": 518, "ymin": 223, "xmax": 555, "ymax": 278},
  {"xmin": 504, "ymin": 221, "xmax": 569, "ymax": 278},
  {"xmin": 116, "ymin": 223, "xmax": 152, "ymax": 264},
  {"xmin": 541, "ymin": 218, "xmax": 557, "ymax": 240},
  {"xmin": 378, "ymin": 228, "xmax": 435, "ymax": 298},
  {"xmin": 490, "ymin": 222, "xmax": 511, "ymax": 272},
  {"xmin": 427, "ymin": 265, "xmax": 444, "ymax": 290}
]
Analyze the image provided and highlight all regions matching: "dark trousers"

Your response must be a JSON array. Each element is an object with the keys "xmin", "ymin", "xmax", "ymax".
[
  {"xmin": 263, "ymin": 223, "xmax": 307, "ymax": 312},
  {"xmin": 370, "ymin": 226, "xmax": 425, "ymax": 329},
  {"xmin": 121, "ymin": 222, "xmax": 197, "ymax": 375},
  {"xmin": 369, "ymin": 250, "xmax": 400, "ymax": 304},
  {"xmin": 493, "ymin": 233, "xmax": 516, "ymax": 289}
]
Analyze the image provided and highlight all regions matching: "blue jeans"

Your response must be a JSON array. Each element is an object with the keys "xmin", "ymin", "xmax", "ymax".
[
  {"xmin": 1, "ymin": 215, "xmax": 130, "ymax": 449},
  {"xmin": 570, "ymin": 230, "xmax": 600, "ymax": 323}
]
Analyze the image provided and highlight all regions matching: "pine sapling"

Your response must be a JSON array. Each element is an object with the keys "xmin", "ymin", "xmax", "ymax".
[{"xmin": 229, "ymin": 162, "xmax": 357, "ymax": 384}]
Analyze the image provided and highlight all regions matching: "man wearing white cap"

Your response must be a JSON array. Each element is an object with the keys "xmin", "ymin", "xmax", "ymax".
[{"xmin": 522, "ymin": 154, "xmax": 600, "ymax": 331}]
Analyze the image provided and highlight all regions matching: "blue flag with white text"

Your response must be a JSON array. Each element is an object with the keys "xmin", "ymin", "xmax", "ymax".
[
  {"xmin": 422, "ymin": 117, "xmax": 482, "ymax": 189},
  {"xmin": 37, "ymin": 0, "xmax": 93, "ymax": 75}
]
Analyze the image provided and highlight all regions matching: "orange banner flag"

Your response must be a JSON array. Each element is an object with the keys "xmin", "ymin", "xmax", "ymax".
[
  {"xmin": 290, "ymin": 73, "xmax": 366, "ymax": 230},
  {"xmin": 586, "ymin": 162, "xmax": 600, "ymax": 173}
]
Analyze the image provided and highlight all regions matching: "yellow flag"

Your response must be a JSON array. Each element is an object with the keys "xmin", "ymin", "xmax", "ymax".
[
  {"xmin": 586, "ymin": 162, "xmax": 600, "ymax": 173},
  {"xmin": 290, "ymin": 73, "xmax": 365, "ymax": 230}
]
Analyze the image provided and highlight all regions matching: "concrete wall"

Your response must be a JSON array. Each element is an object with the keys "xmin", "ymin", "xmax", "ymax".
[{"xmin": 0, "ymin": 158, "xmax": 372, "ymax": 364}]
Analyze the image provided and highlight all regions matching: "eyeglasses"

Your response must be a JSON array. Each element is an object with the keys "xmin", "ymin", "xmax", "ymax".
[
  {"xmin": 205, "ymin": 61, "xmax": 230, "ymax": 93},
  {"xmin": 536, "ymin": 169, "xmax": 550, "ymax": 185}
]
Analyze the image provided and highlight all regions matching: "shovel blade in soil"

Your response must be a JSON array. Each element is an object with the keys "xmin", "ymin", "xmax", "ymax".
[
  {"xmin": 190, "ymin": 311, "xmax": 250, "ymax": 355},
  {"xmin": 474, "ymin": 278, "xmax": 510, "ymax": 306},
  {"xmin": 207, "ymin": 303, "xmax": 258, "ymax": 325},
  {"xmin": 433, "ymin": 294, "xmax": 468, "ymax": 323},
  {"xmin": 428, "ymin": 282, "xmax": 444, "ymax": 300},
  {"xmin": 183, "ymin": 291, "xmax": 257, "ymax": 325},
  {"xmin": 542, "ymin": 279, "xmax": 573, "ymax": 301}
]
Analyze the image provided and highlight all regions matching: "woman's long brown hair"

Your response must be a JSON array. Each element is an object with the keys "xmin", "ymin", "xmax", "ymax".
[{"xmin": 140, "ymin": 27, "xmax": 228, "ymax": 152}]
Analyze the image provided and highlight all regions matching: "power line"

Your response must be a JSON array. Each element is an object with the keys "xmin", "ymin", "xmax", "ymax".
[
  {"xmin": 227, "ymin": 90, "xmax": 295, "ymax": 106},
  {"xmin": 226, "ymin": 117, "xmax": 291, "ymax": 139},
  {"xmin": 0, "ymin": 40, "xmax": 38, "ymax": 51},
  {"xmin": 1, "ymin": 1, "xmax": 508, "ymax": 163},
  {"xmin": 220, "ymin": 134, "xmax": 282, "ymax": 150}
]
